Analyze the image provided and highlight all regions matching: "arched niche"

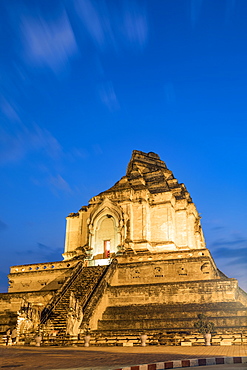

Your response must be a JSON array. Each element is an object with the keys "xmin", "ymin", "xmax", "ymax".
[{"xmin": 88, "ymin": 199, "xmax": 124, "ymax": 261}]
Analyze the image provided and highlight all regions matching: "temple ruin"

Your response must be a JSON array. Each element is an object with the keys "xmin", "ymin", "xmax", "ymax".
[{"xmin": 0, "ymin": 150, "xmax": 246, "ymax": 345}]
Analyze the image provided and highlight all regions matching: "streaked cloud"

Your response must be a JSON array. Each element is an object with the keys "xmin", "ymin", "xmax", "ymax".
[
  {"xmin": 211, "ymin": 226, "xmax": 225, "ymax": 231},
  {"xmin": 0, "ymin": 121, "xmax": 62, "ymax": 166},
  {"xmin": 29, "ymin": 124, "xmax": 62, "ymax": 160},
  {"xmin": 0, "ymin": 220, "xmax": 8, "ymax": 232},
  {"xmin": 37, "ymin": 242, "xmax": 62, "ymax": 262},
  {"xmin": 210, "ymin": 235, "xmax": 247, "ymax": 291},
  {"xmin": 16, "ymin": 243, "xmax": 61, "ymax": 262},
  {"xmin": 212, "ymin": 238, "xmax": 247, "ymax": 248},
  {"xmin": 75, "ymin": 0, "xmax": 115, "ymax": 51},
  {"xmin": 1, "ymin": 98, "xmax": 21, "ymax": 122},
  {"xmin": 37, "ymin": 242, "xmax": 52, "ymax": 250},
  {"xmin": 74, "ymin": 0, "xmax": 148, "ymax": 52},
  {"xmin": 0, "ymin": 97, "xmax": 81, "ymax": 194},
  {"xmin": 209, "ymin": 229, "xmax": 247, "ymax": 262},
  {"xmin": 3, "ymin": 0, "xmax": 148, "ymax": 78},
  {"xmin": 212, "ymin": 245, "xmax": 247, "ymax": 264},
  {"xmin": 206, "ymin": 223, "xmax": 247, "ymax": 290},
  {"xmin": 20, "ymin": 10, "xmax": 78, "ymax": 73},
  {"xmin": 16, "ymin": 249, "xmax": 33, "ymax": 256},
  {"xmin": 190, "ymin": 0, "xmax": 203, "ymax": 27},
  {"xmin": 121, "ymin": 1, "xmax": 148, "ymax": 49},
  {"xmin": 48, "ymin": 174, "xmax": 72, "ymax": 193},
  {"xmin": 31, "ymin": 172, "xmax": 72, "ymax": 195},
  {"xmin": 216, "ymin": 257, "xmax": 247, "ymax": 290},
  {"xmin": 209, "ymin": 232, "xmax": 247, "ymax": 289},
  {"xmin": 97, "ymin": 81, "xmax": 120, "ymax": 111},
  {"xmin": 92, "ymin": 144, "xmax": 103, "ymax": 156},
  {"xmin": 225, "ymin": 0, "xmax": 236, "ymax": 23},
  {"xmin": 43, "ymin": 248, "xmax": 62, "ymax": 262}
]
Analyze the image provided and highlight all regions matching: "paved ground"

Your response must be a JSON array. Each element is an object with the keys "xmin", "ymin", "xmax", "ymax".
[
  {"xmin": 186, "ymin": 365, "xmax": 246, "ymax": 370},
  {"xmin": 0, "ymin": 345, "xmax": 246, "ymax": 370}
]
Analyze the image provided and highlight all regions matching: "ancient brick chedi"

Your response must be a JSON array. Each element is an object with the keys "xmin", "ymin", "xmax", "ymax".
[
  {"xmin": 0, "ymin": 150, "xmax": 246, "ymax": 344},
  {"xmin": 64, "ymin": 150, "xmax": 205, "ymax": 261}
]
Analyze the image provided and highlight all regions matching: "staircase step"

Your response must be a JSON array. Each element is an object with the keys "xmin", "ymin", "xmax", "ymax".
[{"xmin": 41, "ymin": 264, "xmax": 108, "ymax": 334}]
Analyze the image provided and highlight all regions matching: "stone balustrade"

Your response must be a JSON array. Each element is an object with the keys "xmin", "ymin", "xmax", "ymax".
[
  {"xmin": 10, "ymin": 260, "xmax": 77, "ymax": 274},
  {"xmin": 117, "ymin": 248, "xmax": 213, "ymax": 264}
]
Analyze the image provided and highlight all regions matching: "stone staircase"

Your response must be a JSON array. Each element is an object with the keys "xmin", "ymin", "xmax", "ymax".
[
  {"xmin": 40, "ymin": 262, "xmax": 108, "ymax": 336},
  {"xmin": 93, "ymin": 302, "xmax": 247, "ymax": 343}
]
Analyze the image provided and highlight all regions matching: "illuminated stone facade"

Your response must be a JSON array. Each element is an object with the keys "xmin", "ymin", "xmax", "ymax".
[{"xmin": 64, "ymin": 150, "xmax": 206, "ymax": 262}]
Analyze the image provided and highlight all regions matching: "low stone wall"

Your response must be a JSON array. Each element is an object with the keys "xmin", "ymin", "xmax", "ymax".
[
  {"xmin": 113, "ymin": 250, "xmax": 219, "ymax": 286},
  {"xmin": 8, "ymin": 260, "xmax": 78, "ymax": 293},
  {"xmin": 0, "ymin": 291, "xmax": 54, "ymax": 312},
  {"xmin": 108, "ymin": 279, "xmax": 239, "ymax": 306}
]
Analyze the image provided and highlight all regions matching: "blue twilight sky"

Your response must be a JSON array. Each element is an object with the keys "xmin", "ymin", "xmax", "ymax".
[{"xmin": 0, "ymin": 0, "xmax": 247, "ymax": 292}]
